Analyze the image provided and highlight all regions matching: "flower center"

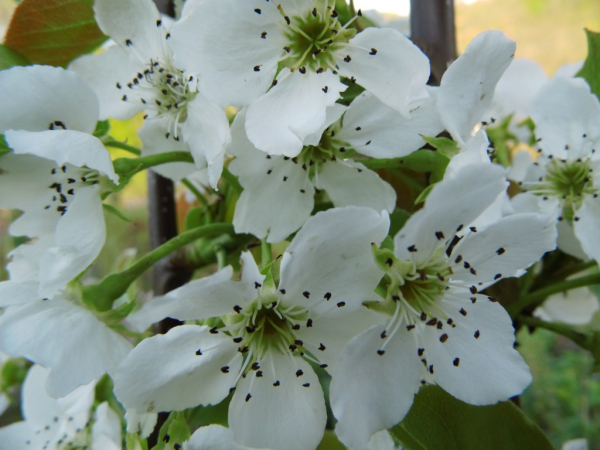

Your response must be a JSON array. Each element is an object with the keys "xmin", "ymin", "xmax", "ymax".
[
  {"xmin": 44, "ymin": 163, "xmax": 98, "ymax": 216},
  {"xmin": 529, "ymin": 158, "xmax": 597, "ymax": 221},
  {"xmin": 278, "ymin": 0, "xmax": 356, "ymax": 72},
  {"xmin": 120, "ymin": 57, "xmax": 195, "ymax": 137}
]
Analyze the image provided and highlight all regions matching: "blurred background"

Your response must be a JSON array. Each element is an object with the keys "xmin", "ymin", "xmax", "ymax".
[{"xmin": 1, "ymin": 0, "xmax": 600, "ymax": 447}]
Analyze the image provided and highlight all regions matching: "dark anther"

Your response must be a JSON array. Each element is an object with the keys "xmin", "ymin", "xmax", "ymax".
[
  {"xmin": 280, "ymin": 289, "xmax": 286, "ymax": 294},
  {"xmin": 210, "ymin": 327, "xmax": 218, "ymax": 334},
  {"xmin": 233, "ymin": 337, "xmax": 243, "ymax": 343},
  {"xmin": 337, "ymin": 301, "xmax": 346, "ymax": 307},
  {"xmin": 195, "ymin": 349, "xmax": 202, "ymax": 356},
  {"xmin": 496, "ymin": 247, "xmax": 505, "ymax": 255},
  {"xmin": 292, "ymin": 324, "xmax": 301, "ymax": 330},
  {"xmin": 255, "ymin": 282, "xmax": 262, "ymax": 288},
  {"xmin": 303, "ymin": 383, "xmax": 310, "ymax": 387},
  {"xmin": 377, "ymin": 350, "xmax": 385, "ymax": 356},
  {"xmin": 254, "ymin": 8, "xmax": 261, "ymax": 14},
  {"xmin": 296, "ymin": 369, "xmax": 303, "ymax": 377},
  {"xmin": 453, "ymin": 358, "xmax": 460, "ymax": 367},
  {"xmin": 299, "ymin": 67, "xmax": 307, "ymax": 74},
  {"xmin": 469, "ymin": 285, "xmax": 477, "ymax": 294},
  {"xmin": 261, "ymin": 31, "xmax": 267, "ymax": 39},
  {"xmin": 303, "ymin": 291, "xmax": 310, "ymax": 298},
  {"xmin": 254, "ymin": 65, "xmax": 261, "ymax": 72},
  {"xmin": 324, "ymin": 292, "xmax": 331, "ymax": 300},
  {"xmin": 322, "ymin": 86, "xmax": 328, "ymax": 93},
  {"xmin": 344, "ymin": 55, "xmax": 352, "ymax": 63},
  {"xmin": 459, "ymin": 308, "xmax": 467, "ymax": 316},
  {"xmin": 221, "ymin": 366, "xmax": 230, "ymax": 373},
  {"xmin": 439, "ymin": 334, "xmax": 448, "ymax": 343},
  {"xmin": 125, "ymin": 39, "xmax": 132, "ymax": 46},
  {"xmin": 307, "ymin": 319, "xmax": 313, "ymax": 327},
  {"xmin": 494, "ymin": 273, "xmax": 502, "ymax": 280},
  {"xmin": 233, "ymin": 305, "xmax": 242, "ymax": 313},
  {"xmin": 369, "ymin": 48, "xmax": 377, "ymax": 55},
  {"xmin": 245, "ymin": 393, "xmax": 252, "ymax": 402},
  {"xmin": 273, "ymin": 380, "xmax": 280, "ymax": 386},
  {"xmin": 318, "ymin": 343, "xmax": 326, "ymax": 351},
  {"xmin": 435, "ymin": 231, "xmax": 444, "ymax": 240},
  {"xmin": 474, "ymin": 330, "xmax": 480, "ymax": 339}
]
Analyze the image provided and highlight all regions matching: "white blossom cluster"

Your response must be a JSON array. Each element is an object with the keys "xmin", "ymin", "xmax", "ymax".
[{"xmin": 0, "ymin": 0, "xmax": 598, "ymax": 449}]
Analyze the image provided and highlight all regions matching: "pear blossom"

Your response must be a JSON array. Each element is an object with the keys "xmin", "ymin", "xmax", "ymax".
[
  {"xmin": 0, "ymin": 289, "xmax": 132, "ymax": 398},
  {"xmin": 534, "ymin": 285, "xmax": 599, "ymax": 325},
  {"xmin": 510, "ymin": 77, "xmax": 600, "ymax": 262},
  {"xmin": 70, "ymin": 0, "xmax": 230, "ymax": 186},
  {"xmin": 329, "ymin": 163, "xmax": 556, "ymax": 450},
  {"xmin": 171, "ymin": 0, "xmax": 430, "ymax": 155},
  {"xmin": 0, "ymin": 365, "xmax": 122, "ymax": 450},
  {"xmin": 0, "ymin": 65, "xmax": 118, "ymax": 297},
  {"xmin": 229, "ymin": 92, "xmax": 442, "ymax": 242},
  {"xmin": 114, "ymin": 207, "xmax": 389, "ymax": 450}
]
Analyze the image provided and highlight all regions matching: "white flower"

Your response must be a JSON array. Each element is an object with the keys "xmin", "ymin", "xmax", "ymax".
[
  {"xmin": 437, "ymin": 30, "xmax": 516, "ymax": 146},
  {"xmin": 329, "ymin": 163, "xmax": 557, "ymax": 450},
  {"xmin": 0, "ymin": 289, "xmax": 133, "ymax": 398},
  {"xmin": 229, "ymin": 92, "xmax": 441, "ymax": 242},
  {"xmin": 70, "ymin": 0, "xmax": 230, "ymax": 186},
  {"xmin": 171, "ymin": 0, "xmax": 430, "ymax": 155},
  {"xmin": 183, "ymin": 425, "xmax": 269, "ymax": 450},
  {"xmin": 511, "ymin": 77, "xmax": 600, "ymax": 262},
  {"xmin": 0, "ymin": 365, "xmax": 121, "ymax": 450},
  {"xmin": 0, "ymin": 65, "xmax": 118, "ymax": 298},
  {"xmin": 114, "ymin": 206, "xmax": 389, "ymax": 450}
]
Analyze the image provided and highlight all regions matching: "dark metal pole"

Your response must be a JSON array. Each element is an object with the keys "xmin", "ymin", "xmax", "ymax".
[{"xmin": 410, "ymin": 0, "xmax": 457, "ymax": 85}]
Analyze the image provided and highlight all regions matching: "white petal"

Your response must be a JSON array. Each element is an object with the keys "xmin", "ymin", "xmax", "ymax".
[
  {"xmin": 240, "ymin": 251, "xmax": 266, "ymax": 297},
  {"xmin": 231, "ymin": 155, "xmax": 314, "ymax": 243},
  {"xmin": 0, "ymin": 422, "xmax": 32, "ymax": 449},
  {"xmin": 22, "ymin": 365, "xmax": 95, "ymax": 429},
  {"xmin": 125, "ymin": 410, "xmax": 158, "ymax": 439},
  {"xmin": 337, "ymin": 92, "xmax": 443, "ymax": 158},
  {"xmin": 92, "ymin": 402, "xmax": 122, "ymax": 450},
  {"xmin": 70, "ymin": 45, "xmax": 145, "ymax": 121},
  {"xmin": 420, "ymin": 287, "xmax": 532, "ymax": 405},
  {"xmin": 330, "ymin": 324, "xmax": 421, "ymax": 450},
  {"xmin": 0, "ymin": 280, "xmax": 41, "ymax": 307},
  {"xmin": 303, "ymin": 104, "xmax": 347, "ymax": 147},
  {"xmin": 438, "ymin": 30, "xmax": 516, "ymax": 144},
  {"xmin": 0, "ymin": 298, "xmax": 133, "ymax": 398},
  {"xmin": 279, "ymin": 207, "xmax": 389, "ymax": 312},
  {"xmin": 294, "ymin": 307, "xmax": 383, "ymax": 372},
  {"xmin": 485, "ymin": 58, "xmax": 548, "ymax": 122},
  {"xmin": 0, "ymin": 65, "xmax": 98, "ymax": 134},
  {"xmin": 367, "ymin": 430, "xmax": 397, "ymax": 450},
  {"xmin": 94, "ymin": 0, "xmax": 165, "ymax": 63},
  {"xmin": 229, "ymin": 352, "xmax": 326, "ymax": 450},
  {"xmin": 535, "ymin": 287, "xmax": 599, "ymax": 326},
  {"xmin": 336, "ymin": 28, "xmax": 430, "ymax": 117},
  {"xmin": 139, "ymin": 117, "xmax": 196, "ymax": 181},
  {"xmin": 318, "ymin": 160, "xmax": 396, "ymax": 213},
  {"xmin": 395, "ymin": 163, "xmax": 507, "ymax": 263},
  {"xmin": 574, "ymin": 197, "xmax": 600, "ymax": 262},
  {"xmin": 185, "ymin": 425, "xmax": 251, "ymax": 450},
  {"xmin": 530, "ymin": 77, "xmax": 600, "ymax": 159},
  {"xmin": 0, "ymin": 153, "xmax": 59, "ymax": 210},
  {"xmin": 114, "ymin": 325, "xmax": 242, "ymax": 413},
  {"xmin": 450, "ymin": 213, "xmax": 556, "ymax": 284},
  {"xmin": 245, "ymin": 70, "xmax": 346, "ymax": 156},
  {"xmin": 6, "ymin": 130, "xmax": 118, "ymax": 183},
  {"xmin": 128, "ymin": 267, "xmax": 246, "ymax": 331},
  {"xmin": 182, "ymin": 93, "xmax": 231, "ymax": 188},
  {"xmin": 39, "ymin": 186, "xmax": 106, "ymax": 297},
  {"xmin": 445, "ymin": 129, "xmax": 492, "ymax": 178},
  {"xmin": 171, "ymin": 0, "xmax": 286, "ymax": 107}
]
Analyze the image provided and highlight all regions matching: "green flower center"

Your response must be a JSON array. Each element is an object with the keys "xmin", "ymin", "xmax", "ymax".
[
  {"xmin": 279, "ymin": 0, "xmax": 356, "ymax": 72},
  {"xmin": 531, "ymin": 159, "xmax": 597, "ymax": 221}
]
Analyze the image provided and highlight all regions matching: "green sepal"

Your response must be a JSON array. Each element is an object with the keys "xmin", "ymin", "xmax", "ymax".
[
  {"xmin": 414, "ymin": 183, "xmax": 436, "ymax": 205},
  {"xmin": 260, "ymin": 259, "xmax": 277, "ymax": 292},
  {"xmin": 103, "ymin": 203, "xmax": 133, "ymax": 223},
  {"xmin": 154, "ymin": 412, "xmax": 191, "ymax": 450},
  {"xmin": 390, "ymin": 385, "xmax": 554, "ymax": 450},
  {"xmin": 317, "ymin": 430, "xmax": 347, "ymax": 450},
  {"xmin": 94, "ymin": 375, "xmax": 125, "ymax": 416},
  {"xmin": 99, "ymin": 299, "xmax": 137, "ymax": 325},
  {"xmin": 486, "ymin": 114, "xmax": 519, "ymax": 166},
  {"xmin": 126, "ymin": 433, "xmax": 149, "ymax": 450},
  {"xmin": 0, "ymin": 43, "xmax": 30, "ymax": 71},
  {"xmin": 422, "ymin": 135, "xmax": 458, "ymax": 159},
  {"xmin": 577, "ymin": 28, "xmax": 600, "ymax": 101},
  {"xmin": 93, "ymin": 120, "xmax": 111, "ymax": 138}
]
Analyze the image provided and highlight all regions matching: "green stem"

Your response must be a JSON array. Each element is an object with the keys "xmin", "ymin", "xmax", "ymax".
[
  {"xmin": 552, "ymin": 259, "xmax": 598, "ymax": 280},
  {"xmin": 83, "ymin": 223, "xmax": 234, "ymax": 311},
  {"xmin": 102, "ymin": 137, "xmax": 141, "ymax": 156},
  {"xmin": 261, "ymin": 239, "xmax": 272, "ymax": 266},
  {"xmin": 181, "ymin": 178, "xmax": 208, "ymax": 205},
  {"xmin": 113, "ymin": 151, "xmax": 194, "ymax": 179},
  {"xmin": 361, "ymin": 158, "xmax": 403, "ymax": 170},
  {"xmin": 221, "ymin": 167, "xmax": 243, "ymax": 194},
  {"xmin": 518, "ymin": 315, "xmax": 590, "ymax": 350},
  {"xmin": 507, "ymin": 272, "xmax": 600, "ymax": 318},
  {"xmin": 215, "ymin": 246, "xmax": 227, "ymax": 270}
]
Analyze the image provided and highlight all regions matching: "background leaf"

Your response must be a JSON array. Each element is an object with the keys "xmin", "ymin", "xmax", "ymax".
[
  {"xmin": 0, "ymin": 43, "xmax": 30, "ymax": 70},
  {"xmin": 4, "ymin": 0, "xmax": 107, "ymax": 68},
  {"xmin": 391, "ymin": 386, "xmax": 554, "ymax": 450},
  {"xmin": 577, "ymin": 28, "xmax": 600, "ymax": 100}
]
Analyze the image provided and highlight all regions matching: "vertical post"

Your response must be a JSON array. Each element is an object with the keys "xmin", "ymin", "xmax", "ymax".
[{"xmin": 410, "ymin": 0, "xmax": 457, "ymax": 85}]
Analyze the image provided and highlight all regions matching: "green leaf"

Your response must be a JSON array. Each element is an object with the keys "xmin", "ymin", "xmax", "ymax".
[
  {"xmin": 0, "ymin": 43, "xmax": 30, "ymax": 70},
  {"xmin": 391, "ymin": 386, "xmax": 553, "ymax": 450},
  {"xmin": 422, "ymin": 136, "xmax": 459, "ymax": 159},
  {"xmin": 4, "ymin": 0, "xmax": 107, "ymax": 68},
  {"xmin": 93, "ymin": 120, "xmax": 111, "ymax": 138},
  {"xmin": 577, "ymin": 28, "xmax": 600, "ymax": 100},
  {"xmin": 0, "ymin": 135, "xmax": 11, "ymax": 157},
  {"xmin": 389, "ymin": 208, "xmax": 411, "ymax": 236}
]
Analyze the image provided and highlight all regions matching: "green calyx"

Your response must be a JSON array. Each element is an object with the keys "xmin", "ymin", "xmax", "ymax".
[{"xmin": 278, "ymin": 0, "xmax": 356, "ymax": 72}]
